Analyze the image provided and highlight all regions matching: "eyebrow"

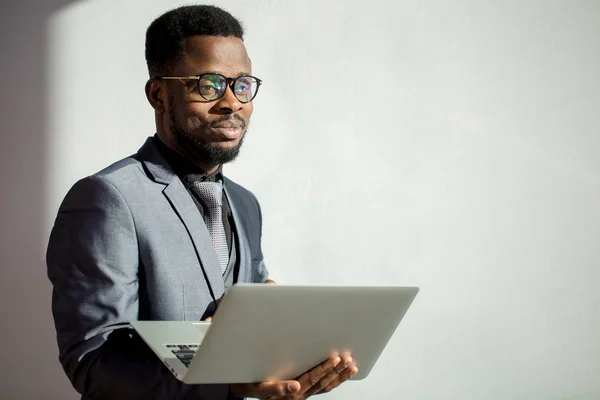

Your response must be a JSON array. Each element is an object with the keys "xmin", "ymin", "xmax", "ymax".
[{"xmin": 193, "ymin": 71, "xmax": 253, "ymax": 77}]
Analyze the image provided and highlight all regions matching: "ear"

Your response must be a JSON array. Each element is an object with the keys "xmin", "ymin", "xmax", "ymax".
[{"xmin": 145, "ymin": 78, "xmax": 165, "ymax": 112}]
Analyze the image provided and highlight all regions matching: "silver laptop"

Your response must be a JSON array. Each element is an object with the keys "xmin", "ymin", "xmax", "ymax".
[{"xmin": 131, "ymin": 284, "xmax": 419, "ymax": 384}]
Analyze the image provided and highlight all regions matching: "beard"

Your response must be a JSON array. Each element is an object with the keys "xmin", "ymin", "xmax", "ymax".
[{"xmin": 168, "ymin": 102, "xmax": 247, "ymax": 166}]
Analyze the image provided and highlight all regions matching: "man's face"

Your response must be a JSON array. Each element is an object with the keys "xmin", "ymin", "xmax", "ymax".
[{"xmin": 160, "ymin": 35, "xmax": 254, "ymax": 167}]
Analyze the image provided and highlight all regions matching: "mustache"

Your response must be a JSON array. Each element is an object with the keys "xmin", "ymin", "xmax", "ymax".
[{"xmin": 207, "ymin": 114, "xmax": 247, "ymax": 130}]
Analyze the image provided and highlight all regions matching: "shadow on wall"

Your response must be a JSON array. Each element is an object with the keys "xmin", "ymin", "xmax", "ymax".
[{"xmin": 0, "ymin": 1, "xmax": 78, "ymax": 399}]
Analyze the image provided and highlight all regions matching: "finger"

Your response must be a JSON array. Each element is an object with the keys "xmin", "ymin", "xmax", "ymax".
[
  {"xmin": 321, "ymin": 364, "xmax": 359, "ymax": 394},
  {"xmin": 296, "ymin": 356, "xmax": 340, "ymax": 393},
  {"xmin": 265, "ymin": 279, "xmax": 276, "ymax": 284},
  {"xmin": 204, "ymin": 316, "xmax": 212, "ymax": 322},
  {"xmin": 336, "ymin": 356, "xmax": 353, "ymax": 373},
  {"xmin": 303, "ymin": 356, "xmax": 353, "ymax": 397},
  {"xmin": 302, "ymin": 367, "xmax": 340, "ymax": 397},
  {"xmin": 254, "ymin": 380, "xmax": 301, "ymax": 398}
]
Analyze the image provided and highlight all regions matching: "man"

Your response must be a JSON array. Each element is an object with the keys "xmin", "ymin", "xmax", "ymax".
[{"xmin": 47, "ymin": 5, "xmax": 357, "ymax": 400}]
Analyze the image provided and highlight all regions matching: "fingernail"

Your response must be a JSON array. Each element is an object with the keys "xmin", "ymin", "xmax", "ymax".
[{"xmin": 288, "ymin": 382, "xmax": 300, "ymax": 393}]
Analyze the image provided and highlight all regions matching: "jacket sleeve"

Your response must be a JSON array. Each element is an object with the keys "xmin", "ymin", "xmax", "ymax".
[
  {"xmin": 250, "ymin": 193, "xmax": 269, "ymax": 283},
  {"xmin": 47, "ymin": 175, "xmax": 229, "ymax": 400}
]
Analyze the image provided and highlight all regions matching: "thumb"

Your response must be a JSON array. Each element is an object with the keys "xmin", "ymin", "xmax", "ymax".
[
  {"xmin": 231, "ymin": 381, "xmax": 300, "ymax": 399},
  {"xmin": 256, "ymin": 380, "xmax": 301, "ymax": 398}
]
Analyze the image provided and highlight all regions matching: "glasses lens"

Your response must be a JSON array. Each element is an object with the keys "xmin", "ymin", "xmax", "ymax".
[
  {"xmin": 234, "ymin": 76, "xmax": 259, "ymax": 103},
  {"xmin": 198, "ymin": 74, "xmax": 227, "ymax": 100}
]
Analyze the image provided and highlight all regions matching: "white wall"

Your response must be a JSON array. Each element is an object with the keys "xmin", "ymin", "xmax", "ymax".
[
  {"xmin": 3, "ymin": 0, "xmax": 598, "ymax": 399},
  {"xmin": 1, "ymin": 1, "xmax": 78, "ymax": 399}
]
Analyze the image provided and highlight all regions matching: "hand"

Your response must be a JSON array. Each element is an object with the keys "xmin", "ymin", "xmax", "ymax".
[{"xmin": 230, "ymin": 354, "xmax": 358, "ymax": 399}]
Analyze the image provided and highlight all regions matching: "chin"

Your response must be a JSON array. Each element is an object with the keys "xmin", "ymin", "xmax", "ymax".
[{"xmin": 221, "ymin": 139, "xmax": 243, "ymax": 148}]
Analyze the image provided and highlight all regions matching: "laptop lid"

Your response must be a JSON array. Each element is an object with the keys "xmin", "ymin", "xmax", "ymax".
[{"xmin": 183, "ymin": 284, "xmax": 419, "ymax": 384}]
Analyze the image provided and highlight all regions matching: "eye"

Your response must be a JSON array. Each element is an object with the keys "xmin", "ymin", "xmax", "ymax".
[
  {"xmin": 199, "ymin": 84, "xmax": 217, "ymax": 95},
  {"xmin": 234, "ymin": 76, "xmax": 258, "ymax": 102},
  {"xmin": 198, "ymin": 75, "xmax": 226, "ymax": 99},
  {"xmin": 234, "ymin": 77, "xmax": 252, "ymax": 93}
]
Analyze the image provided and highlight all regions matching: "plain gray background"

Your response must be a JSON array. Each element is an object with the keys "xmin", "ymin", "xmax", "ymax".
[{"xmin": 2, "ymin": 0, "xmax": 599, "ymax": 399}]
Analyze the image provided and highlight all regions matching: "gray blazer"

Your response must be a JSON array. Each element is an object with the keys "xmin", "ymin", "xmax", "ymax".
[{"xmin": 47, "ymin": 138, "xmax": 269, "ymax": 399}]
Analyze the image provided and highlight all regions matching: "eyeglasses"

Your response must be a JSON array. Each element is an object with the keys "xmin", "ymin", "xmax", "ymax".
[{"xmin": 158, "ymin": 73, "xmax": 262, "ymax": 103}]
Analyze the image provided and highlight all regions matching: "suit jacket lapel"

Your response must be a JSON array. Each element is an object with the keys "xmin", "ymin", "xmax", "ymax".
[
  {"xmin": 137, "ymin": 138, "xmax": 225, "ymax": 317},
  {"xmin": 163, "ymin": 181, "xmax": 225, "ymax": 298}
]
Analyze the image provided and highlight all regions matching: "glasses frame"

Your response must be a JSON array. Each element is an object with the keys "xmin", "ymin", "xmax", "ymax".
[{"xmin": 158, "ymin": 73, "xmax": 262, "ymax": 104}]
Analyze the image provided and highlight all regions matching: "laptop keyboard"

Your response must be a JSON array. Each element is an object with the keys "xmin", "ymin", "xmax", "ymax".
[{"xmin": 166, "ymin": 344, "xmax": 200, "ymax": 368}]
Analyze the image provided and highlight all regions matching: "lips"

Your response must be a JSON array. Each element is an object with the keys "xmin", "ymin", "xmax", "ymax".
[{"xmin": 210, "ymin": 118, "xmax": 245, "ymax": 140}]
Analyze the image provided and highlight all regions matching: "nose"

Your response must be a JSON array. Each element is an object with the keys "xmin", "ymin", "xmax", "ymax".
[{"xmin": 214, "ymin": 85, "xmax": 242, "ymax": 114}]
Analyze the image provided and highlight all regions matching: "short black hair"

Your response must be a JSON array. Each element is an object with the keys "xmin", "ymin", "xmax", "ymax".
[{"xmin": 145, "ymin": 5, "xmax": 244, "ymax": 77}]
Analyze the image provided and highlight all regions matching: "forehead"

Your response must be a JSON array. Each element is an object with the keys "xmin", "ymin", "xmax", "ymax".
[{"xmin": 178, "ymin": 35, "xmax": 251, "ymax": 76}]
